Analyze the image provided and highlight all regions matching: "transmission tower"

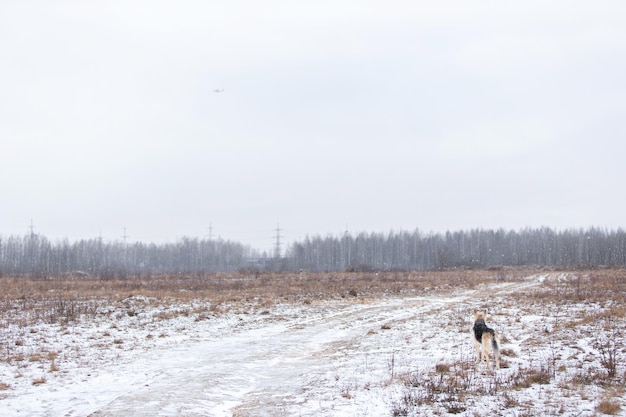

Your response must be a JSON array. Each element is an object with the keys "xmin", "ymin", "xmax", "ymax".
[{"xmin": 273, "ymin": 223, "xmax": 283, "ymax": 258}]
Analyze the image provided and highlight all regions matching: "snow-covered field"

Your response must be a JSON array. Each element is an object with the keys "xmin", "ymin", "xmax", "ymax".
[{"xmin": 1, "ymin": 271, "xmax": 624, "ymax": 416}]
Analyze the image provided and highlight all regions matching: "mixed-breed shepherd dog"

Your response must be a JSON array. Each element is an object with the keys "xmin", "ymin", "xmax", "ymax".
[{"xmin": 472, "ymin": 311, "xmax": 501, "ymax": 371}]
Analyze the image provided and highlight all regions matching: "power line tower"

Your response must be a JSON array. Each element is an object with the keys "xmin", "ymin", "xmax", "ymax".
[
  {"xmin": 28, "ymin": 219, "xmax": 36, "ymax": 238},
  {"xmin": 273, "ymin": 223, "xmax": 283, "ymax": 258}
]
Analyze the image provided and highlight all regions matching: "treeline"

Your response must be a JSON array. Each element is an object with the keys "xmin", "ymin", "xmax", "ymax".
[
  {"xmin": 0, "ymin": 234, "xmax": 258, "ymax": 278},
  {"xmin": 1, "ymin": 227, "xmax": 625, "ymax": 277},
  {"xmin": 285, "ymin": 227, "xmax": 626, "ymax": 271}
]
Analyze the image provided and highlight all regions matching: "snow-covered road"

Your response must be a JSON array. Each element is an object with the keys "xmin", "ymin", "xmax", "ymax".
[
  {"xmin": 3, "ymin": 295, "xmax": 453, "ymax": 417},
  {"xmin": 89, "ymin": 299, "xmax": 438, "ymax": 417}
]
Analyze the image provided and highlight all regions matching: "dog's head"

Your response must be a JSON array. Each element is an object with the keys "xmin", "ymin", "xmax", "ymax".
[{"xmin": 473, "ymin": 311, "xmax": 487, "ymax": 321}]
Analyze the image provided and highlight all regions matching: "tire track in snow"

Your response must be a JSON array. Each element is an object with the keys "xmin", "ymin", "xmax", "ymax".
[
  {"xmin": 90, "ymin": 279, "xmax": 544, "ymax": 416},
  {"xmin": 86, "ymin": 299, "xmax": 451, "ymax": 417}
]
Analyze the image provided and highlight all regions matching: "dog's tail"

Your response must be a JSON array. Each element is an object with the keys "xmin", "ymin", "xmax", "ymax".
[{"xmin": 492, "ymin": 333, "xmax": 501, "ymax": 361}]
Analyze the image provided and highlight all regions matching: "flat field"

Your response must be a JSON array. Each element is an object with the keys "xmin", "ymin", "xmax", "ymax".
[{"xmin": 1, "ymin": 268, "xmax": 625, "ymax": 416}]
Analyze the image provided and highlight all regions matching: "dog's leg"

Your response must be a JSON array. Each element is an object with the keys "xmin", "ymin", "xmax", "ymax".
[
  {"xmin": 474, "ymin": 340, "xmax": 482, "ymax": 364},
  {"xmin": 482, "ymin": 336, "xmax": 492, "ymax": 371}
]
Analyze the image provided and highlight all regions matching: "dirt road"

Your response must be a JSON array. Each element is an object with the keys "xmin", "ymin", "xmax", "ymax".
[{"xmin": 86, "ymin": 297, "xmax": 446, "ymax": 416}]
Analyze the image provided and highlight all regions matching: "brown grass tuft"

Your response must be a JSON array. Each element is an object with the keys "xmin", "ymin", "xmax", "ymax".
[
  {"xmin": 596, "ymin": 398, "xmax": 621, "ymax": 415},
  {"xmin": 31, "ymin": 377, "xmax": 46, "ymax": 386},
  {"xmin": 435, "ymin": 363, "xmax": 451, "ymax": 373}
]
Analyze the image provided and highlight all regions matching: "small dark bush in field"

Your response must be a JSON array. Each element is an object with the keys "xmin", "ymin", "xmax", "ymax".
[
  {"xmin": 594, "ymin": 315, "xmax": 622, "ymax": 379},
  {"xmin": 345, "ymin": 264, "xmax": 375, "ymax": 273},
  {"xmin": 500, "ymin": 348, "xmax": 517, "ymax": 358},
  {"xmin": 435, "ymin": 363, "xmax": 451, "ymax": 373},
  {"xmin": 512, "ymin": 365, "xmax": 552, "ymax": 388},
  {"xmin": 596, "ymin": 398, "xmax": 621, "ymax": 415}
]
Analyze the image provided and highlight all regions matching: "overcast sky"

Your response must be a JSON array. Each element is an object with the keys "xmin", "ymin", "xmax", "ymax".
[{"xmin": 1, "ymin": 1, "xmax": 625, "ymax": 252}]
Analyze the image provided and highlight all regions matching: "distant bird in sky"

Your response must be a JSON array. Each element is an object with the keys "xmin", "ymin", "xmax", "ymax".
[{"xmin": 213, "ymin": 89, "xmax": 224, "ymax": 93}]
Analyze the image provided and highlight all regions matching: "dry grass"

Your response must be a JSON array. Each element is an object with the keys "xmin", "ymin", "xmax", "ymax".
[
  {"xmin": 512, "ymin": 268, "xmax": 626, "ymax": 305},
  {"xmin": 31, "ymin": 377, "xmax": 46, "ymax": 386},
  {"xmin": 2, "ymin": 267, "xmax": 622, "ymax": 317},
  {"xmin": 389, "ymin": 268, "xmax": 626, "ymax": 416},
  {"xmin": 0, "ymin": 269, "xmax": 509, "ymax": 303},
  {"xmin": 0, "ymin": 269, "xmax": 508, "ymax": 328},
  {"xmin": 596, "ymin": 397, "xmax": 622, "ymax": 415}
]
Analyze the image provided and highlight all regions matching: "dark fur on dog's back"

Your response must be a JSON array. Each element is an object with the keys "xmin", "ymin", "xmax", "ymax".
[
  {"xmin": 473, "ymin": 318, "xmax": 495, "ymax": 343},
  {"xmin": 472, "ymin": 312, "xmax": 500, "ymax": 370}
]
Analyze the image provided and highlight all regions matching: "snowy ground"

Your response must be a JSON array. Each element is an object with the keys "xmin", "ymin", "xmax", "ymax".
[{"xmin": 1, "ymin": 272, "xmax": 624, "ymax": 416}]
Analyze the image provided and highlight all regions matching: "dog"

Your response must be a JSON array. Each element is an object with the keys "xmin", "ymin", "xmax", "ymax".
[{"xmin": 472, "ymin": 311, "xmax": 500, "ymax": 370}]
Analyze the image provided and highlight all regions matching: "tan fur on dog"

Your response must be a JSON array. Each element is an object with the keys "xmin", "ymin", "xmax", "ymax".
[{"xmin": 472, "ymin": 311, "xmax": 500, "ymax": 370}]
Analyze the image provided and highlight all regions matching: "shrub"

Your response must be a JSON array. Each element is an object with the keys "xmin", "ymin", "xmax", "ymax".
[{"xmin": 596, "ymin": 398, "xmax": 621, "ymax": 415}]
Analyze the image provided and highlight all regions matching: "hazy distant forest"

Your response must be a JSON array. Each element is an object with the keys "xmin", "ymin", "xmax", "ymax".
[{"xmin": 1, "ymin": 227, "xmax": 625, "ymax": 277}]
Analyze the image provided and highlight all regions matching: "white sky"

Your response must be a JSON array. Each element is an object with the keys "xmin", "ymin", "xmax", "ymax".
[{"xmin": 1, "ymin": 1, "xmax": 625, "ymax": 252}]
